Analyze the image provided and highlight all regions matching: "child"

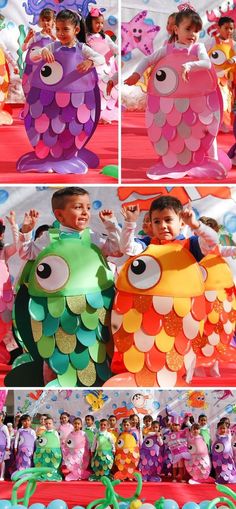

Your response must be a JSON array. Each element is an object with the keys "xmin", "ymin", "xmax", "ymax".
[
  {"xmin": 32, "ymin": 10, "xmax": 105, "ymax": 72},
  {"xmin": 86, "ymin": 8, "xmax": 118, "ymax": 123},
  {"xmin": 0, "ymin": 211, "xmax": 19, "ymax": 364},
  {"xmin": 167, "ymin": 417, "xmax": 190, "ymax": 482},
  {"xmin": 119, "ymin": 196, "xmax": 218, "ymax": 260},
  {"xmin": 19, "ymin": 187, "xmax": 121, "ymax": 260},
  {"xmin": 198, "ymin": 414, "xmax": 211, "ymax": 451},
  {"xmin": 151, "ymin": 420, "xmax": 163, "ymax": 443},
  {"xmin": 185, "ymin": 423, "xmax": 211, "ymax": 482},
  {"xmin": 166, "ymin": 12, "xmax": 177, "ymax": 42},
  {"xmin": 122, "ymin": 418, "xmax": 132, "ymax": 433},
  {"xmin": 142, "ymin": 414, "xmax": 153, "ymax": 436},
  {"xmin": 63, "ymin": 417, "xmax": 90, "ymax": 481},
  {"xmin": 14, "ymin": 414, "xmax": 36, "ymax": 471},
  {"xmin": 58, "ymin": 412, "xmax": 74, "ymax": 458},
  {"xmin": 84, "ymin": 414, "xmax": 97, "ymax": 448},
  {"xmin": 90, "ymin": 418, "xmax": 115, "ymax": 480},
  {"xmin": 108, "ymin": 414, "xmax": 119, "ymax": 443},
  {"xmin": 34, "ymin": 416, "xmax": 62, "ymax": 480},
  {"xmin": 130, "ymin": 414, "xmax": 142, "ymax": 446},
  {"xmin": 181, "ymin": 413, "xmax": 193, "ymax": 430},
  {"xmin": 0, "ymin": 411, "xmax": 10, "ymax": 480},
  {"xmin": 36, "ymin": 414, "xmax": 48, "ymax": 437},
  {"xmin": 212, "ymin": 420, "xmax": 236, "ymax": 483},
  {"xmin": 22, "ymin": 8, "xmax": 56, "ymax": 52}
]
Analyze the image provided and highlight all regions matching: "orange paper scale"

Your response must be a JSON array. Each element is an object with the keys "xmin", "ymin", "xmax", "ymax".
[
  {"xmin": 191, "ymin": 295, "xmax": 206, "ymax": 321},
  {"xmin": 174, "ymin": 331, "xmax": 192, "ymax": 355},
  {"xmin": 113, "ymin": 327, "xmax": 134, "ymax": 353},
  {"xmin": 115, "ymin": 291, "xmax": 133, "ymax": 314},
  {"xmin": 145, "ymin": 345, "xmax": 166, "ymax": 372},
  {"xmin": 141, "ymin": 306, "xmax": 162, "ymax": 335},
  {"xmin": 133, "ymin": 294, "xmax": 153, "ymax": 313}
]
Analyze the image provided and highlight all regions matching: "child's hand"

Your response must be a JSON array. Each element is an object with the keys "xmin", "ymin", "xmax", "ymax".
[
  {"xmin": 6, "ymin": 210, "xmax": 16, "ymax": 226},
  {"xmin": 99, "ymin": 209, "xmax": 115, "ymax": 222},
  {"xmin": 21, "ymin": 209, "xmax": 39, "ymax": 233},
  {"xmin": 77, "ymin": 59, "xmax": 93, "ymax": 72},
  {"xmin": 106, "ymin": 79, "xmax": 114, "ymax": 96},
  {"xmin": 124, "ymin": 72, "xmax": 140, "ymax": 86},
  {"xmin": 181, "ymin": 206, "xmax": 199, "ymax": 229},
  {"xmin": 25, "ymin": 28, "xmax": 35, "ymax": 43},
  {"xmin": 42, "ymin": 48, "xmax": 55, "ymax": 63},
  {"xmin": 121, "ymin": 204, "xmax": 140, "ymax": 222},
  {"xmin": 182, "ymin": 63, "xmax": 191, "ymax": 82}
]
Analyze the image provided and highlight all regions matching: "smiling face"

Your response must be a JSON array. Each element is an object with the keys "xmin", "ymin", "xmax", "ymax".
[
  {"xmin": 56, "ymin": 20, "xmax": 80, "ymax": 46},
  {"xmin": 151, "ymin": 207, "xmax": 183, "ymax": 241},
  {"xmin": 174, "ymin": 18, "xmax": 200, "ymax": 45},
  {"xmin": 91, "ymin": 15, "xmax": 104, "ymax": 33},
  {"xmin": 60, "ymin": 414, "xmax": 69, "ymax": 424},
  {"xmin": 54, "ymin": 194, "xmax": 91, "ymax": 231},
  {"xmin": 73, "ymin": 419, "xmax": 82, "ymax": 431}
]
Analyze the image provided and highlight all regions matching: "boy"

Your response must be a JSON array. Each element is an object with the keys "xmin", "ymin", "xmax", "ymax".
[
  {"xmin": 198, "ymin": 414, "xmax": 211, "ymax": 451},
  {"xmin": 90, "ymin": 418, "xmax": 115, "ymax": 480},
  {"xmin": 119, "ymin": 196, "xmax": 218, "ymax": 260},
  {"xmin": 19, "ymin": 187, "xmax": 122, "ymax": 260},
  {"xmin": 108, "ymin": 414, "xmax": 119, "ymax": 442},
  {"xmin": 84, "ymin": 414, "xmax": 97, "ymax": 447}
]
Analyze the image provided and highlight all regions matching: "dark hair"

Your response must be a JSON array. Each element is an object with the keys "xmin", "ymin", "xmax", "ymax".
[
  {"xmin": 85, "ymin": 414, "xmax": 94, "ymax": 422},
  {"xmin": 45, "ymin": 416, "xmax": 53, "ymax": 422},
  {"xmin": 129, "ymin": 414, "xmax": 140, "ymax": 429},
  {"xmin": 56, "ymin": 9, "xmax": 86, "ymax": 43},
  {"xmin": 169, "ymin": 9, "xmax": 202, "ymax": 43},
  {"xmin": 85, "ymin": 12, "xmax": 105, "ymax": 39},
  {"xmin": 21, "ymin": 414, "xmax": 31, "ymax": 421},
  {"xmin": 152, "ymin": 420, "xmax": 160, "ymax": 428},
  {"xmin": 189, "ymin": 416, "xmax": 195, "ymax": 424},
  {"xmin": 218, "ymin": 16, "xmax": 234, "ymax": 27},
  {"xmin": 198, "ymin": 414, "xmax": 207, "ymax": 421},
  {"xmin": 191, "ymin": 423, "xmax": 200, "ymax": 431},
  {"xmin": 52, "ymin": 186, "xmax": 89, "ymax": 211},
  {"xmin": 109, "ymin": 414, "xmax": 117, "ymax": 420},
  {"xmin": 122, "ymin": 418, "xmax": 130, "ymax": 425},
  {"xmin": 34, "ymin": 224, "xmax": 50, "ymax": 240},
  {"xmin": 39, "ymin": 8, "xmax": 55, "ymax": 21},
  {"xmin": 199, "ymin": 216, "xmax": 220, "ymax": 232},
  {"xmin": 73, "ymin": 417, "xmax": 82, "ymax": 424},
  {"xmin": 217, "ymin": 420, "xmax": 228, "ymax": 429},
  {"xmin": 149, "ymin": 196, "xmax": 183, "ymax": 218},
  {"xmin": 219, "ymin": 417, "xmax": 230, "ymax": 427},
  {"xmin": 143, "ymin": 414, "xmax": 153, "ymax": 423},
  {"xmin": 0, "ymin": 220, "xmax": 5, "ymax": 251},
  {"xmin": 100, "ymin": 418, "xmax": 108, "ymax": 423},
  {"xmin": 60, "ymin": 412, "xmax": 70, "ymax": 418}
]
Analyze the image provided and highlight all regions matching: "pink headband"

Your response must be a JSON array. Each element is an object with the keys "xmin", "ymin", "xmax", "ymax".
[
  {"xmin": 90, "ymin": 7, "xmax": 102, "ymax": 17},
  {"xmin": 178, "ymin": 3, "xmax": 196, "ymax": 11}
]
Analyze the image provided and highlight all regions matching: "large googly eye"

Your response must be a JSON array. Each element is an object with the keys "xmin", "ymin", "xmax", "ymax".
[
  {"xmin": 188, "ymin": 444, "xmax": 196, "ymax": 453},
  {"xmin": 35, "ymin": 256, "xmax": 69, "ymax": 292},
  {"xmin": 214, "ymin": 442, "xmax": 224, "ymax": 453},
  {"xmin": 117, "ymin": 438, "xmax": 124, "ymax": 448},
  {"xmin": 210, "ymin": 50, "xmax": 227, "ymax": 66},
  {"xmin": 66, "ymin": 438, "xmax": 74, "ymax": 448},
  {"xmin": 128, "ymin": 255, "xmax": 161, "ymax": 290},
  {"xmin": 37, "ymin": 436, "xmax": 48, "ymax": 447},
  {"xmin": 154, "ymin": 67, "xmax": 178, "ymax": 96},
  {"xmin": 19, "ymin": 436, "xmax": 25, "ymax": 446},
  {"xmin": 145, "ymin": 438, "xmax": 154, "ymax": 448},
  {"xmin": 232, "ymin": 442, "xmax": 236, "ymax": 449},
  {"xmin": 40, "ymin": 61, "xmax": 63, "ymax": 85},
  {"xmin": 200, "ymin": 266, "xmax": 207, "ymax": 282}
]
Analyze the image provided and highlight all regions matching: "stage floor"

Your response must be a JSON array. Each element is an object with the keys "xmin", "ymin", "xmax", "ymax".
[
  {"xmin": 122, "ymin": 111, "xmax": 236, "ymax": 184},
  {"xmin": 0, "ymin": 480, "xmax": 231, "ymax": 508},
  {"xmin": 0, "ymin": 106, "xmax": 118, "ymax": 184}
]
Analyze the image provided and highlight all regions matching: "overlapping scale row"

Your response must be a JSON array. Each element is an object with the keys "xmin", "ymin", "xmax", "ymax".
[
  {"xmin": 114, "ymin": 432, "xmax": 140, "ymax": 481},
  {"xmin": 112, "ymin": 290, "xmax": 205, "ymax": 387},
  {"xmin": 139, "ymin": 435, "xmax": 163, "ymax": 481},
  {"xmin": 29, "ymin": 287, "xmax": 114, "ymax": 387}
]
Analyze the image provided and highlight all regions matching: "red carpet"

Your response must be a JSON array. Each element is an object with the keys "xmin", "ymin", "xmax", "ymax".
[
  {"xmin": 0, "ymin": 106, "xmax": 118, "ymax": 184},
  {"xmin": 0, "ymin": 363, "xmax": 236, "ymax": 388},
  {"xmin": 0, "ymin": 480, "xmax": 231, "ymax": 508},
  {"xmin": 122, "ymin": 111, "xmax": 236, "ymax": 183}
]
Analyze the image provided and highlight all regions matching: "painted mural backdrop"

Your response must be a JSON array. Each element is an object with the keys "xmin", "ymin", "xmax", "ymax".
[
  {"xmin": 11, "ymin": 389, "xmax": 236, "ymax": 437},
  {"xmin": 121, "ymin": 0, "xmax": 236, "ymax": 109},
  {"xmin": 1, "ymin": 186, "xmax": 236, "ymax": 281}
]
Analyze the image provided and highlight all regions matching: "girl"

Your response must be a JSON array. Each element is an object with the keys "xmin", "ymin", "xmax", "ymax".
[
  {"xmin": 58, "ymin": 412, "xmax": 73, "ymax": 458},
  {"xmin": 63, "ymin": 417, "xmax": 90, "ymax": 481},
  {"xmin": 166, "ymin": 417, "xmax": 190, "ymax": 482},
  {"xmin": 142, "ymin": 414, "xmax": 153, "ymax": 436},
  {"xmin": 0, "ymin": 411, "xmax": 10, "ymax": 480},
  {"xmin": 130, "ymin": 414, "xmax": 142, "ymax": 446},
  {"xmin": 14, "ymin": 414, "xmax": 36, "ymax": 471},
  {"xmin": 166, "ymin": 12, "xmax": 177, "ymax": 43},
  {"xmin": 22, "ymin": 8, "xmax": 56, "ymax": 52},
  {"xmin": 86, "ymin": 8, "xmax": 118, "ymax": 123},
  {"xmin": 33, "ymin": 10, "xmax": 105, "ymax": 73},
  {"xmin": 185, "ymin": 423, "xmax": 211, "ymax": 482},
  {"xmin": 212, "ymin": 421, "xmax": 236, "ymax": 483},
  {"xmin": 0, "ymin": 212, "xmax": 18, "ymax": 365}
]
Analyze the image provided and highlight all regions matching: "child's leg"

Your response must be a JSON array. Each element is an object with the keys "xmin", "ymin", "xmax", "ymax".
[
  {"xmin": 0, "ymin": 460, "xmax": 5, "ymax": 480},
  {"xmin": 178, "ymin": 458, "xmax": 185, "ymax": 482},
  {"xmin": 172, "ymin": 462, "xmax": 178, "ymax": 481}
]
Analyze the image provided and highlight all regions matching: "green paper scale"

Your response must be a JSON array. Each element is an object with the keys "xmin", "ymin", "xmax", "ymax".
[
  {"xmin": 91, "ymin": 434, "xmax": 114, "ymax": 479},
  {"xmin": 33, "ymin": 431, "xmax": 62, "ymax": 481}
]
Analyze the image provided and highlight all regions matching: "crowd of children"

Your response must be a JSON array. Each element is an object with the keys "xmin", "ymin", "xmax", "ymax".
[{"xmin": 0, "ymin": 408, "xmax": 236, "ymax": 483}]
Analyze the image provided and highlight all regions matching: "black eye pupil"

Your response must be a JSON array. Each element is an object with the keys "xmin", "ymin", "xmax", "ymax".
[
  {"xmin": 133, "ymin": 29, "xmax": 136, "ymax": 33},
  {"xmin": 37, "ymin": 263, "xmax": 52, "ymax": 279},
  {"xmin": 156, "ymin": 70, "xmax": 166, "ymax": 82},
  {"xmin": 212, "ymin": 52, "xmax": 219, "ymax": 59},
  {"xmin": 131, "ymin": 259, "xmax": 146, "ymax": 275},
  {"xmin": 138, "ymin": 29, "xmax": 142, "ymax": 33},
  {"xmin": 41, "ymin": 65, "xmax": 52, "ymax": 78}
]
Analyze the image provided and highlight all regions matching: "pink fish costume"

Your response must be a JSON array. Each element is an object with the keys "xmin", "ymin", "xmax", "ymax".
[
  {"xmin": 145, "ymin": 43, "xmax": 231, "ymax": 180},
  {"xmin": 63, "ymin": 430, "xmax": 91, "ymax": 480},
  {"xmin": 166, "ymin": 428, "xmax": 190, "ymax": 464},
  {"xmin": 185, "ymin": 434, "xmax": 211, "ymax": 481},
  {"xmin": 58, "ymin": 422, "xmax": 74, "ymax": 457}
]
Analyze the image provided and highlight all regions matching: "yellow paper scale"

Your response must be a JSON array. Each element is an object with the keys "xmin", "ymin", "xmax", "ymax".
[
  {"xmin": 155, "ymin": 329, "xmax": 174, "ymax": 352},
  {"xmin": 77, "ymin": 359, "xmax": 96, "ymax": 386},
  {"xmin": 217, "ymin": 290, "xmax": 227, "ymax": 302},
  {"xmin": 123, "ymin": 309, "xmax": 142, "ymax": 333},
  {"xmin": 31, "ymin": 319, "xmax": 43, "ymax": 342},
  {"xmin": 123, "ymin": 346, "xmax": 144, "ymax": 373},
  {"xmin": 55, "ymin": 329, "xmax": 76, "ymax": 354},
  {"xmin": 66, "ymin": 295, "xmax": 86, "ymax": 314},
  {"xmin": 173, "ymin": 297, "xmax": 191, "ymax": 317},
  {"xmin": 208, "ymin": 309, "xmax": 219, "ymax": 325}
]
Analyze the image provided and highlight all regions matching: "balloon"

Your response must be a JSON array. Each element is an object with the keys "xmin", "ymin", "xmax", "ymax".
[
  {"xmin": 30, "ymin": 504, "xmax": 46, "ymax": 509},
  {"xmin": 199, "ymin": 503, "xmax": 212, "ymax": 509},
  {"xmin": 163, "ymin": 500, "xmax": 180, "ymax": 509},
  {"xmin": 100, "ymin": 165, "xmax": 118, "ymax": 179},
  {"xmin": 47, "ymin": 501, "xmax": 68, "ymax": 509},
  {"xmin": 0, "ymin": 502, "xmax": 12, "ymax": 509},
  {"xmin": 182, "ymin": 504, "xmax": 200, "ymax": 509},
  {"xmin": 72, "ymin": 506, "xmax": 86, "ymax": 509}
]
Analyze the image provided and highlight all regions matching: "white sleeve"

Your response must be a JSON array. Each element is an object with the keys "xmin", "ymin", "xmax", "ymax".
[
  {"xmin": 2, "ymin": 425, "xmax": 10, "ymax": 449},
  {"xmin": 104, "ymin": 34, "xmax": 118, "ymax": 54},
  {"xmin": 82, "ymin": 43, "xmax": 105, "ymax": 65},
  {"xmin": 18, "ymin": 230, "xmax": 50, "ymax": 260},
  {"xmin": 183, "ymin": 43, "xmax": 211, "ymax": 72},
  {"xmin": 194, "ymin": 222, "xmax": 219, "ymax": 255},
  {"xmin": 219, "ymin": 245, "xmax": 236, "ymax": 257},
  {"xmin": 119, "ymin": 221, "xmax": 145, "ymax": 256},
  {"xmin": 14, "ymin": 430, "xmax": 20, "ymax": 449},
  {"xmin": 91, "ymin": 219, "xmax": 122, "ymax": 258},
  {"xmin": 135, "ymin": 47, "xmax": 166, "ymax": 77},
  {"xmin": 4, "ymin": 223, "xmax": 19, "ymax": 260},
  {"xmin": 30, "ymin": 41, "xmax": 55, "ymax": 62}
]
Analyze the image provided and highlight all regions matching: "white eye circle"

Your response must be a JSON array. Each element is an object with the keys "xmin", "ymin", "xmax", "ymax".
[
  {"xmin": 40, "ymin": 61, "xmax": 63, "ymax": 85},
  {"xmin": 214, "ymin": 442, "xmax": 224, "ymax": 453},
  {"xmin": 37, "ymin": 436, "xmax": 48, "ymax": 447},
  {"xmin": 35, "ymin": 255, "xmax": 69, "ymax": 292},
  {"xmin": 232, "ymin": 441, "xmax": 236, "ymax": 449},
  {"xmin": 19, "ymin": 436, "xmax": 25, "ymax": 446},
  {"xmin": 145, "ymin": 438, "xmax": 154, "ymax": 448},
  {"xmin": 210, "ymin": 50, "xmax": 227, "ymax": 66},
  {"xmin": 128, "ymin": 255, "xmax": 161, "ymax": 290},
  {"xmin": 117, "ymin": 438, "xmax": 124, "ymax": 448},
  {"xmin": 154, "ymin": 66, "xmax": 178, "ymax": 96},
  {"xmin": 188, "ymin": 444, "xmax": 196, "ymax": 453},
  {"xmin": 29, "ymin": 45, "xmax": 42, "ymax": 61},
  {"xmin": 66, "ymin": 438, "xmax": 74, "ymax": 449},
  {"xmin": 200, "ymin": 266, "xmax": 207, "ymax": 281}
]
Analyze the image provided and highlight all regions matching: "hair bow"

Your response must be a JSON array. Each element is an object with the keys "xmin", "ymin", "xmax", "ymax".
[
  {"xmin": 90, "ymin": 7, "xmax": 102, "ymax": 17},
  {"xmin": 178, "ymin": 2, "xmax": 196, "ymax": 11}
]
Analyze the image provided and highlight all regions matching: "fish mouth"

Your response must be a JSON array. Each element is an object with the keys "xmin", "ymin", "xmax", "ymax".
[{"xmin": 134, "ymin": 35, "xmax": 142, "ymax": 43}]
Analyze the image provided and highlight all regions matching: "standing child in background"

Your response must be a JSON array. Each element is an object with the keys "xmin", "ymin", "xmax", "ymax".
[
  {"xmin": 90, "ymin": 418, "xmax": 115, "ymax": 480},
  {"xmin": 84, "ymin": 414, "xmax": 97, "ymax": 448},
  {"xmin": 142, "ymin": 415, "xmax": 153, "ymax": 436},
  {"xmin": 0, "ymin": 211, "xmax": 19, "ymax": 365},
  {"xmin": 185, "ymin": 423, "xmax": 211, "ymax": 483},
  {"xmin": 108, "ymin": 414, "xmax": 119, "ymax": 443},
  {"xmin": 58, "ymin": 412, "xmax": 73, "ymax": 462},
  {"xmin": 165, "ymin": 12, "xmax": 177, "ymax": 43},
  {"xmin": 167, "ymin": 418, "xmax": 190, "ymax": 482},
  {"xmin": 0, "ymin": 411, "xmax": 10, "ymax": 480},
  {"xmin": 36, "ymin": 414, "xmax": 48, "ymax": 437},
  {"xmin": 22, "ymin": 8, "xmax": 56, "ymax": 51},
  {"xmin": 14, "ymin": 414, "xmax": 36, "ymax": 471},
  {"xmin": 34, "ymin": 416, "xmax": 62, "ymax": 480},
  {"xmin": 198, "ymin": 414, "xmax": 211, "ymax": 451},
  {"xmin": 86, "ymin": 8, "xmax": 118, "ymax": 123},
  {"xmin": 130, "ymin": 414, "xmax": 142, "ymax": 446},
  {"xmin": 151, "ymin": 421, "xmax": 163, "ymax": 444}
]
